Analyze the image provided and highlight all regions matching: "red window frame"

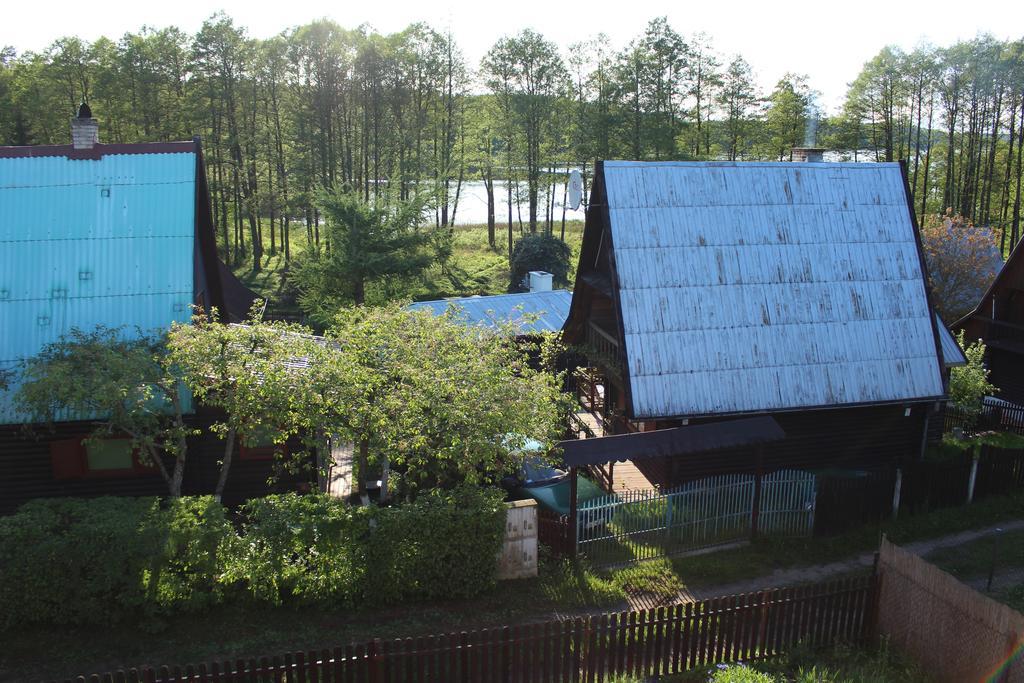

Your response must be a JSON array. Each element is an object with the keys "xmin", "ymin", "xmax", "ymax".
[{"xmin": 49, "ymin": 436, "xmax": 158, "ymax": 480}]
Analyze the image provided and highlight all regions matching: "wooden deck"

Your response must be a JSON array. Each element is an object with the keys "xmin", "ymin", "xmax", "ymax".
[
  {"xmin": 610, "ymin": 460, "xmax": 657, "ymax": 493},
  {"xmin": 573, "ymin": 410, "xmax": 657, "ymax": 494}
]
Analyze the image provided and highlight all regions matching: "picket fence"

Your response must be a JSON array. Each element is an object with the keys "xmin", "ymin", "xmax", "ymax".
[{"xmin": 62, "ymin": 576, "xmax": 874, "ymax": 683}]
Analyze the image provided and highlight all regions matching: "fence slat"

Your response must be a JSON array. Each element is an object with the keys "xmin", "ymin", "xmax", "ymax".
[{"xmin": 65, "ymin": 578, "xmax": 875, "ymax": 683}]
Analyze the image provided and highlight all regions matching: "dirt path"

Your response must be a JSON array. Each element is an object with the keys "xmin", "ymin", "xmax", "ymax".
[{"xmin": 662, "ymin": 519, "xmax": 1024, "ymax": 605}]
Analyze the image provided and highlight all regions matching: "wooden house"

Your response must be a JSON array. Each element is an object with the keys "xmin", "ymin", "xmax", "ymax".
[
  {"xmin": 562, "ymin": 160, "xmax": 950, "ymax": 487},
  {"xmin": 956, "ymin": 238, "xmax": 1024, "ymax": 403},
  {"xmin": 0, "ymin": 107, "xmax": 298, "ymax": 514}
]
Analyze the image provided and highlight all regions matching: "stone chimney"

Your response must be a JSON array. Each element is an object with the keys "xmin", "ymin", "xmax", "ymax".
[
  {"xmin": 791, "ymin": 147, "xmax": 825, "ymax": 163},
  {"xmin": 71, "ymin": 102, "xmax": 98, "ymax": 149},
  {"xmin": 528, "ymin": 271, "xmax": 553, "ymax": 293}
]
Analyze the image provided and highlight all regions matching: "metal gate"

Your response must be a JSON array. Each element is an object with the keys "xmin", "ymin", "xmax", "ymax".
[
  {"xmin": 575, "ymin": 470, "xmax": 815, "ymax": 566},
  {"xmin": 576, "ymin": 474, "xmax": 755, "ymax": 566},
  {"xmin": 757, "ymin": 469, "xmax": 817, "ymax": 537}
]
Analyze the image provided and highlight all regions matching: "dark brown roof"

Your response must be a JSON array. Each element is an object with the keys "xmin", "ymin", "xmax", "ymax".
[
  {"xmin": 558, "ymin": 416, "xmax": 785, "ymax": 466},
  {"xmin": 0, "ymin": 141, "xmax": 197, "ymax": 160}
]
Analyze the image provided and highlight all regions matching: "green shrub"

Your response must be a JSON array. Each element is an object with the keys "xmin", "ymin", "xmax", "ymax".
[
  {"xmin": 0, "ymin": 497, "xmax": 160, "ymax": 627},
  {"xmin": 366, "ymin": 486, "xmax": 507, "ymax": 600},
  {"xmin": 147, "ymin": 496, "xmax": 235, "ymax": 611},
  {"xmin": 0, "ymin": 487, "xmax": 506, "ymax": 627},
  {"xmin": 228, "ymin": 486, "xmax": 506, "ymax": 606},
  {"xmin": 226, "ymin": 493, "xmax": 370, "ymax": 606},
  {"xmin": 508, "ymin": 233, "xmax": 572, "ymax": 292},
  {"xmin": 709, "ymin": 665, "xmax": 777, "ymax": 682},
  {"xmin": 0, "ymin": 496, "xmax": 233, "ymax": 628}
]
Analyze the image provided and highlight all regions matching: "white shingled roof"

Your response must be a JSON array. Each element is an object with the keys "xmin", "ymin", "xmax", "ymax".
[{"xmin": 603, "ymin": 160, "xmax": 945, "ymax": 418}]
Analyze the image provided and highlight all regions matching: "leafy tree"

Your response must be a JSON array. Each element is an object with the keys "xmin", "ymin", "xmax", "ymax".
[
  {"xmin": 716, "ymin": 55, "xmax": 760, "ymax": 160},
  {"xmin": 482, "ymin": 29, "xmax": 568, "ymax": 234},
  {"xmin": 15, "ymin": 327, "xmax": 195, "ymax": 496},
  {"xmin": 166, "ymin": 307, "xmax": 315, "ymax": 500},
  {"xmin": 684, "ymin": 31, "xmax": 721, "ymax": 158},
  {"xmin": 508, "ymin": 233, "xmax": 572, "ymax": 292},
  {"xmin": 949, "ymin": 331, "xmax": 997, "ymax": 414},
  {"xmin": 920, "ymin": 211, "xmax": 1003, "ymax": 321},
  {"xmin": 301, "ymin": 304, "xmax": 569, "ymax": 500},
  {"xmin": 291, "ymin": 187, "xmax": 440, "ymax": 315},
  {"xmin": 762, "ymin": 74, "xmax": 814, "ymax": 160}
]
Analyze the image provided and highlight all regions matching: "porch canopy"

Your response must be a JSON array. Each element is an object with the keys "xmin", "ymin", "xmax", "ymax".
[{"xmin": 557, "ymin": 416, "xmax": 785, "ymax": 467}]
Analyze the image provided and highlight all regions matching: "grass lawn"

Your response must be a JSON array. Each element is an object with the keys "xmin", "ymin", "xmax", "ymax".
[
  {"xmin": 924, "ymin": 527, "xmax": 1024, "ymax": 612},
  {"xmin": 6, "ymin": 492, "xmax": 1022, "ymax": 681},
  {"xmin": 227, "ymin": 221, "xmax": 585, "ymax": 318},
  {"xmin": 667, "ymin": 642, "xmax": 931, "ymax": 682},
  {"xmin": 667, "ymin": 489, "xmax": 1024, "ymax": 590}
]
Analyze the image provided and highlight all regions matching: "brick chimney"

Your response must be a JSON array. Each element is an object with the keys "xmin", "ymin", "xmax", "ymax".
[
  {"xmin": 71, "ymin": 102, "xmax": 98, "ymax": 149},
  {"xmin": 528, "ymin": 271, "xmax": 553, "ymax": 293},
  {"xmin": 791, "ymin": 147, "xmax": 824, "ymax": 163}
]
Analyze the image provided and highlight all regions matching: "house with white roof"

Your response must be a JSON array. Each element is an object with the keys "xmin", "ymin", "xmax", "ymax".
[{"xmin": 562, "ymin": 159, "xmax": 952, "ymax": 486}]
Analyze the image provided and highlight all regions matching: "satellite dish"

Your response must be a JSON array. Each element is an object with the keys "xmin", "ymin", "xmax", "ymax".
[{"xmin": 567, "ymin": 169, "xmax": 583, "ymax": 211}]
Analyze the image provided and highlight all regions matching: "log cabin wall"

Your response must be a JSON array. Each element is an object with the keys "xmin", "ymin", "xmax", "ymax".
[{"xmin": 0, "ymin": 406, "xmax": 311, "ymax": 514}]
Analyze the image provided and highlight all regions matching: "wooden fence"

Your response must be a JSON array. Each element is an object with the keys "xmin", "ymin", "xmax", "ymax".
[
  {"xmin": 875, "ymin": 538, "xmax": 1024, "ymax": 683},
  {"xmin": 61, "ymin": 577, "xmax": 874, "ymax": 683},
  {"xmin": 813, "ymin": 468, "xmax": 895, "ymax": 536},
  {"xmin": 899, "ymin": 455, "xmax": 974, "ymax": 513},
  {"xmin": 944, "ymin": 397, "xmax": 1024, "ymax": 437},
  {"xmin": 974, "ymin": 445, "xmax": 1024, "ymax": 499},
  {"xmin": 536, "ymin": 508, "xmax": 572, "ymax": 557}
]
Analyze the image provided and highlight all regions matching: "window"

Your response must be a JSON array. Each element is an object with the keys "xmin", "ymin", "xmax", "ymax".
[
  {"xmin": 49, "ymin": 437, "xmax": 157, "ymax": 480},
  {"xmin": 239, "ymin": 427, "xmax": 286, "ymax": 461},
  {"xmin": 86, "ymin": 439, "xmax": 133, "ymax": 470}
]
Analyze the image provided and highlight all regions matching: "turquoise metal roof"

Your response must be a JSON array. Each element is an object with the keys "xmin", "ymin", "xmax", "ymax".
[
  {"xmin": 0, "ymin": 149, "xmax": 197, "ymax": 423},
  {"xmin": 408, "ymin": 290, "xmax": 572, "ymax": 333}
]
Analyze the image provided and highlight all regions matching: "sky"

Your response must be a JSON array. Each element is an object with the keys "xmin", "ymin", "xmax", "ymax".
[{"xmin": 6, "ymin": 0, "xmax": 1024, "ymax": 111}]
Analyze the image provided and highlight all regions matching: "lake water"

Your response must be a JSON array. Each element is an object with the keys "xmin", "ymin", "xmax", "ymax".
[{"xmin": 447, "ymin": 179, "xmax": 586, "ymax": 226}]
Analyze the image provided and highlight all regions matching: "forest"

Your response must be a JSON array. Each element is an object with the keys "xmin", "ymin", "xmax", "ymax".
[{"xmin": 2, "ymin": 14, "xmax": 1023, "ymax": 271}]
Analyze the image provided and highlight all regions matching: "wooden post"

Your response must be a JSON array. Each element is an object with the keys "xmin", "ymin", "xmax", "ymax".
[
  {"xmin": 866, "ymin": 550, "xmax": 883, "ymax": 643},
  {"xmin": 751, "ymin": 446, "xmax": 764, "ymax": 540},
  {"xmin": 891, "ymin": 468, "xmax": 903, "ymax": 521},
  {"xmin": 368, "ymin": 639, "xmax": 382, "ymax": 683},
  {"xmin": 967, "ymin": 453, "xmax": 980, "ymax": 504},
  {"xmin": 569, "ymin": 466, "xmax": 579, "ymax": 558}
]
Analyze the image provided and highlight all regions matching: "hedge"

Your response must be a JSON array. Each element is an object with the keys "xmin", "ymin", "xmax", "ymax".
[
  {"xmin": 0, "ymin": 487, "xmax": 507, "ymax": 628},
  {"xmin": 227, "ymin": 486, "xmax": 507, "ymax": 606},
  {"xmin": 0, "ymin": 496, "xmax": 232, "ymax": 628}
]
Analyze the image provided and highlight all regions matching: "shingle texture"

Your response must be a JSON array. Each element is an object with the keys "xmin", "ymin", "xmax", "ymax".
[{"xmin": 603, "ymin": 161, "xmax": 945, "ymax": 418}]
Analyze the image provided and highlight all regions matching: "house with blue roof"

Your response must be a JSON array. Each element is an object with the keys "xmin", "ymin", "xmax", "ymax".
[
  {"xmin": 0, "ymin": 107, "xmax": 289, "ymax": 513},
  {"xmin": 407, "ymin": 271, "xmax": 572, "ymax": 334},
  {"xmin": 562, "ymin": 159, "xmax": 953, "ymax": 488}
]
